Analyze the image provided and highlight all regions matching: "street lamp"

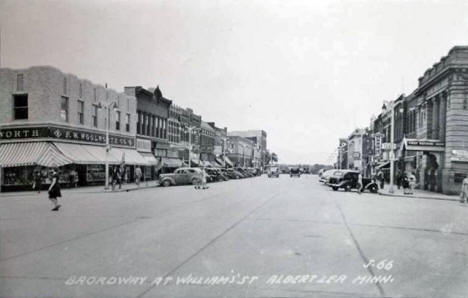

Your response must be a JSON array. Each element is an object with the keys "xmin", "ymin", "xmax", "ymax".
[
  {"xmin": 182, "ymin": 125, "xmax": 200, "ymax": 168},
  {"xmin": 97, "ymin": 100, "xmax": 118, "ymax": 190},
  {"xmin": 388, "ymin": 101, "xmax": 404, "ymax": 194}
]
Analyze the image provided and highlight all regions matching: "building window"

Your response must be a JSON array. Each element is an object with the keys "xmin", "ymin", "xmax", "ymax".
[
  {"xmin": 17, "ymin": 74, "xmax": 24, "ymax": 91},
  {"xmin": 13, "ymin": 94, "xmax": 28, "ymax": 120},
  {"xmin": 79, "ymin": 83, "xmax": 83, "ymax": 98},
  {"xmin": 137, "ymin": 112, "xmax": 141, "ymax": 134},
  {"xmin": 60, "ymin": 96, "xmax": 69, "ymax": 122},
  {"xmin": 78, "ymin": 100, "xmax": 84, "ymax": 125},
  {"xmin": 63, "ymin": 77, "xmax": 67, "ymax": 94},
  {"xmin": 92, "ymin": 105, "xmax": 98, "ymax": 127},
  {"xmin": 125, "ymin": 113, "xmax": 130, "ymax": 132},
  {"xmin": 115, "ymin": 111, "xmax": 121, "ymax": 130}
]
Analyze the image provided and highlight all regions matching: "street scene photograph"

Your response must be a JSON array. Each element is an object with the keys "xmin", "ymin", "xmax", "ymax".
[{"xmin": 1, "ymin": 1, "xmax": 468, "ymax": 297}]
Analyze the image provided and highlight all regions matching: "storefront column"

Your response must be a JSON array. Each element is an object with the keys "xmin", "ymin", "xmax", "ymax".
[
  {"xmin": 426, "ymin": 100, "xmax": 433, "ymax": 139},
  {"xmin": 432, "ymin": 97, "xmax": 440, "ymax": 140},
  {"xmin": 439, "ymin": 92, "xmax": 447, "ymax": 142}
]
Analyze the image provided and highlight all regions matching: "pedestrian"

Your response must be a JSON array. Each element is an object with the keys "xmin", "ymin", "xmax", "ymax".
[
  {"xmin": 68, "ymin": 169, "xmax": 76, "ymax": 188},
  {"xmin": 459, "ymin": 176, "xmax": 468, "ymax": 204},
  {"xmin": 396, "ymin": 171, "xmax": 402, "ymax": 190},
  {"xmin": 135, "ymin": 166, "xmax": 142, "ymax": 186},
  {"xmin": 111, "ymin": 167, "xmax": 122, "ymax": 191},
  {"xmin": 408, "ymin": 172, "xmax": 416, "ymax": 194},
  {"xmin": 402, "ymin": 173, "xmax": 410, "ymax": 195},
  {"xmin": 356, "ymin": 172, "xmax": 363, "ymax": 195},
  {"xmin": 201, "ymin": 166, "xmax": 209, "ymax": 190},
  {"xmin": 48, "ymin": 169, "xmax": 62, "ymax": 211},
  {"xmin": 33, "ymin": 170, "xmax": 43, "ymax": 193},
  {"xmin": 377, "ymin": 170, "xmax": 384, "ymax": 190}
]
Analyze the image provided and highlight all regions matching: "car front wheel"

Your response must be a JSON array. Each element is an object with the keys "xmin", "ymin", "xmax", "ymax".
[{"xmin": 162, "ymin": 180, "xmax": 171, "ymax": 187}]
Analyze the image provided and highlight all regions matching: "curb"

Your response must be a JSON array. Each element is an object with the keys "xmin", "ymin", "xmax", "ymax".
[{"xmin": 378, "ymin": 192, "xmax": 458, "ymax": 202}]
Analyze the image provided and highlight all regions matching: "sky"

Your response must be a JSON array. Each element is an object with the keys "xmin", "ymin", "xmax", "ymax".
[{"xmin": 1, "ymin": 0, "xmax": 468, "ymax": 164}]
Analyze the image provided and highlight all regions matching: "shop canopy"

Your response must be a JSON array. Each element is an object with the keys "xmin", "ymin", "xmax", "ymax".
[
  {"xmin": 376, "ymin": 161, "xmax": 390, "ymax": 170},
  {"xmin": 400, "ymin": 138, "xmax": 445, "ymax": 152},
  {"xmin": 215, "ymin": 156, "xmax": 225, "ymax": 167},
  {"xmin": 0, "ymin": 142, "xmax": 72, "ymax": 168},
  {"xmin": 223, "ymin": 156, "xmax": 234, "ymax": 167},
  {"xmin": 140, "ymin": 152, "xmax": 159, "ymax": 166},
  {"xmin": 54, "ymin": 142, "xmax": 149, "ymax": 166},
  {"xmin": 162, "ymin": 157, "xmax": 183, "ymax": 168}
]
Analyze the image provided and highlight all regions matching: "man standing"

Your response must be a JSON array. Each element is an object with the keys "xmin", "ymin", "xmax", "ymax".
[
  {"xmin": 460, "ymin": 176, "xmax": 468, "ymax": 204},
  {"xmin": 357, "ymin": 172, "xmax": 363, "ymax": 195},
  {"xmin": 135, "ymin": 166, "xmax": 142, "ymax": 186},
  {"xmin": 377, "ymin": 170, "xmax": 384, "ymax": 190}
]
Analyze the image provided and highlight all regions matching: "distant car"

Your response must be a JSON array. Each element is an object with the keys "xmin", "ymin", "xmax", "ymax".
[
  {"xmin": 328, "ymin": 170, "xmax": 378, "ymax": 193},
  {"xmin": 159, "ymin": 167, "xmax": 203, "ymax": 187},
  {"xmin": 290, "ymin": 168, "xmax": 301, "ymax": 178},
  {"xmin": 268, "ymin": 167, "xmax": 280, "ymax": 178},
  {"xmin": 206, "ymin": 168, "xmax": 229, "ymax": 182}
]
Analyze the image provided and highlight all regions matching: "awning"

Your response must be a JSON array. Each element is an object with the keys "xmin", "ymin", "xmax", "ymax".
[
  {"xmin": 141, "ymin": 152, "xmax": 159, "ymax": 166},
  {"xmin": 451, "ymin": 150, "xmax": 468, "ymax": 162},
  {"xmin": 376, "ymin": 161, "xmax": 390, "ymax": 170},
  {"xmin": 55, "ymin": 142, "xmax": 149, "ymax": 165},
  {"xmin": 117, "ymin": 148, "xmax": 148, "ymax": 165},
  {"xmin": 54, "ymin": 142, "xmax": 106, "ymax": 164},
  {"xmin": 162, "ymin": 157, "xmax": 182, "ymax": 168},
  {"xmin": 190, "ymin": 159, "xmax": 200, "ymax": 167},
  {"xmin": 215, "ymin": 156, "xmax": 225, "ymax": 167},
  {"xmin": 401, "ymin": 138, "xmax": 445, "ymax": 152},
  {"xmin": 0, "ymin": 142, "xmax": 72, "ymax": 168},
  {"xmin": 223, "ymin": 156, "xmax": 234, "ymax": 167}
]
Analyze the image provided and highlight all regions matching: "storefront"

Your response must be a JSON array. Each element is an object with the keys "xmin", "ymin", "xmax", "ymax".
[
  {"xmin": 400, "ymin": 138, "xmax": 445, "ymax": 192},
  {"xmin": 0, "ymin": 125, "xmax": 150, "ymax": 191}
]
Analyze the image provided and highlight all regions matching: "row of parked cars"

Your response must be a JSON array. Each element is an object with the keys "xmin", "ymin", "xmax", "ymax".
[
  {"xmin": 318, "ymin": 169, "xmax": 378, "ymax": 193},
  {"xmin": 159, "ymin": 167, "xmax": 262, "ymax": 187}
]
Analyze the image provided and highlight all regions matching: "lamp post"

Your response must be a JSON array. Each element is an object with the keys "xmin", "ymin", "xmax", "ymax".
[
  {"xmin": 388, "ymin": 101, "xmax": 403, "ymax": 194},
  {"xmin": 184, "ymin": 125, "xmax": 200, "ymax": 168},
  {"xmin": 98, "ymin": 100, "xmax": 118, "ymax": 190}
]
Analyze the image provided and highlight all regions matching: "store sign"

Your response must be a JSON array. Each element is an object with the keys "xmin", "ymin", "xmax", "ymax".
[
  {"xmin": 0, "ymin": 126, "xmax": 135, "ymax": 147},
  {"xmin": 382, "ymin": 143, "xmax": 396, "ymax": 150},
  {"xmin": 136, "ymin": 138, "xmax": 152, "ymax": 152},
  {"xmin": 451, "ymin": 150, "xmax": 468, "ymax": 162},
  {"xmin": 374, "ymin": 134, "xmax": 382, "ymax": 156},
  {"xmin": 407, "ymin": 140, "xmax": 445, "ymax": 147}
]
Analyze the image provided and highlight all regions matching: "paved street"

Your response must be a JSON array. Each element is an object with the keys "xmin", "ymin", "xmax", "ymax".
[{"xmin": 1, "ymin": 175, "xmax": 468, "ymax": 298}]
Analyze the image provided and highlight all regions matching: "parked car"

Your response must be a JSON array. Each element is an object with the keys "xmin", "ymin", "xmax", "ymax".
[
  {"xmin": 290, "ymin": 167, "xmax": 301, "ymax": 178},
  {"xmin": 225, "ymin": 168, "xmax": 244, "ymax": 179},
  {"xmin": 319, "ymin": 169, "xmax": 339, "ymax": 183},
  {"xmin": 236, "ymin": 167, "xmax": 253, "ymax": 178},
  {"xmin": 159, "ymin": 167, "xmax": 203, "ymax": 187},
  {"xmin": 328, "ymin": 170, "xmax": 378, "ymax": 193},
  {"xmin": 268, "ymin": 166, "xmax": 280, "ymax": 178},
  {"xmin": 205, "ymin": 168, "xmax": 228, "ymax": 182}
]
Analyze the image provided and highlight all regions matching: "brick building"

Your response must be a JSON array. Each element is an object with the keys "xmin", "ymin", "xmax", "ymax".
[{"xmin": 0, "ymin": 66, "xmax": 146, "ymax": 190}]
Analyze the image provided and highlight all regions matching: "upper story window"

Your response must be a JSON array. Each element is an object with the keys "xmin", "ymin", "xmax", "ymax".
[
  {"xmin": 92, "ymin": 105, "xmax": 98, "ymax": 127},
  {"xmin": 17, "ymin": 74, "xmax": 24, "ymax": 91},
  {"xmin": 63, "ymin": 77, "xmax": 67, "ymax": 94},
  {"xmin": 125, "ymin": 113, "xmax": 130, "ymax": 132},
  {"xmin": 60, "ymin": 96, "xmax": 69, "ymax": 122},
  {"xmin": 13, "ymin": 94, "xmax": 28, "ymax": 120},
  {"xmin": 115, "ymin": 110, "xmax": 121, "ymax": 130},
  {"xmin": 78, "ymin": 100, "xmax": 84, "ymax": 125},
  {"xmin": 79, "ymin": 83, "xmax": 83, "ymax": 98}
]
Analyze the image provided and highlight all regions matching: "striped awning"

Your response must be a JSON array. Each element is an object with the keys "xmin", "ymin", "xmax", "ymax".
[
  {"xmin": 223, "ymin": 156, "xmax": 234, "ymax": 167},
  {"xmin": 141, "ymin": 152, "xmax": 159, "ymax": 166},
  {"xmin": 215, "ymin": 156, "xmax": 225, "ymax": 167},
  {"xmin": 0, "ymin": 142, "xmax": 72, "ymax": 168}
]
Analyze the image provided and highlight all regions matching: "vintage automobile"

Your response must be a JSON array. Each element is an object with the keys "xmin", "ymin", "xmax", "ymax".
[
  {"xmin": 225, "ymin": 168, "xmax": 244, "ymax": 179},
  {"xmin": 290, "ymin": 167, "xmax": 301, "ymax": 178},
  {"xmin": 328, "ymin": 170, "xmax": 378, "ymax": 193},
  {"xmin": 159, "ymin": 167, "xmax": 203, "ymax": 187},
  {"xmin": 268, "ymin": 166, "xmax": 280, "ymax": 178},
  {"xmin": 319, "ymin": 169, "xmax": 340, "ymax": 184},
  {"xmin": 205, "ymin": 168, "xmax": 229, "ymax": 182}
]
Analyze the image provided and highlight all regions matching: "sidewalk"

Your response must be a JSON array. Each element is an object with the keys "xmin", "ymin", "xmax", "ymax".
[
  {"xmin": 378, "ymin": 186, "xmax": 459, "ymax": 202},
  {"xmin": 0, "ymin": 180, "xmax": 160, "ymax": 198}
]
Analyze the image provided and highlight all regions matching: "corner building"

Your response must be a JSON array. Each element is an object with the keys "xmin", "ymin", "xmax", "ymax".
[{"xmin": 0, "ymin": 66, "xmax": 148, "ymax": 191}]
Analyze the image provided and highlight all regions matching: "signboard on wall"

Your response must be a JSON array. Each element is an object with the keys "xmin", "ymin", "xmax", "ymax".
[
  {"xmin": 0, "ymin": 125, "xmax": 135, "ymax": 148},
  {"xmin": 136, "ymin": 138, "xmax": 152, "ymax": 152}
]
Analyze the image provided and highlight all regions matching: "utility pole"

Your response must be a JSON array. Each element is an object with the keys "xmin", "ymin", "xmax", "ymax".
[{"xmin": 389, "ymin": 102, "xmax": 395, "ymax": 194}]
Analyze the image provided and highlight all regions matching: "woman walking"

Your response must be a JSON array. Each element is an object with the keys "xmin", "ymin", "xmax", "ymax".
[{"xmin": 48, "ymin": 169, "xmax": 62, "ymax": 211}]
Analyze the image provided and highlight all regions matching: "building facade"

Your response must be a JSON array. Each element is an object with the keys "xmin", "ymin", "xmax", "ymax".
[
  {"xmin": 125, "ymin": 86, "xmax": 173, "ymax": 176},
  {"xmin": 226, "ymin": 135, "xmax": 254, "ymax": 167},
  {"xmin": 227, "ymin": 130, "xmax": 267, "ymax": 167},
  {"xmin": 0, "ymin": 66, "xmax": 145, "ymax": 190}
]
